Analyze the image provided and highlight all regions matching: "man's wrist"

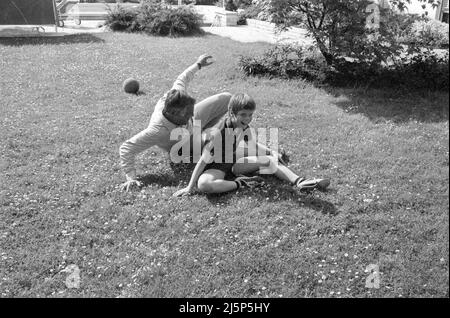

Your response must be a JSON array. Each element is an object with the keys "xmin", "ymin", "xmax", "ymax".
[
  {"xmin": 196, "ymin": 62, "xmax": 202, "ymax": 70},
  {"xmin": 125, "ymin": 170, "xmax": 137, "ymax": 181}
]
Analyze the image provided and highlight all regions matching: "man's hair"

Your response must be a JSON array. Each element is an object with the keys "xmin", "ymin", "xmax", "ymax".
[
  {"xmin": 228, "ymin": 93, "xmax": 256, "ymax": 115},
  {"xmin": 164, "ymin": 89, "xmax": 196, "ymax": 112}
]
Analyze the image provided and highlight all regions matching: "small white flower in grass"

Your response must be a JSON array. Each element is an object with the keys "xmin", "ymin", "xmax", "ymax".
[
  {"xmin": 262, "ymin": 286, "xmax": 267, "ymax": 290},
  {"xmin": 344, "ymin": 253, "xmax": 348, "ymax": 257},
  {"xmin": 318, "ymin": 280, "xmax": 323, "ymax": 283},
  {"xmin": 330, "ymin": 270, "xmax": 336, "ymax": 274},
  {"xmin": 61, "ymin": 264, "xmax": 80, "ymax": 289},
  {"xmin": 244, "ymin": 279, "xmax": 249, "ymax": 283}
]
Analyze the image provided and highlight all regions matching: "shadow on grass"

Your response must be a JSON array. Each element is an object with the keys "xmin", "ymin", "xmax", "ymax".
[
  {"xmin": 0, "ymin": 33, "xmax": 105, "ymax": 46},
  {"xmin": 329, "ymin": 87, "xmax": 449, "ymax": 123},
  {"xmin": 138, "ymin": 162, "xmax": 196, "ymax": 188},
  {"xmin": 142, "ymin": 163, "xmax": 338, "ymax": 215},
  {"xmin": 205, "ymin": 176, "xmax": 338, "ymax": 216}
]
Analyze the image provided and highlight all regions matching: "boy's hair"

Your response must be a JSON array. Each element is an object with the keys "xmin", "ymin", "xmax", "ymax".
[
  {"xmin": 164, "ymin": 89, "xmax": 196, "ymax": 113},
  {"xmin": 228, "ymin": 93, "xmax": 256, "ymax": 115}
]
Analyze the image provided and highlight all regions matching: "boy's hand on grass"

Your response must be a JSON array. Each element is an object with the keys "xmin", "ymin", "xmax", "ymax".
[
  {"xmin": 196, "ymin": 54, "xmax": 213, "ymax": 68},
  {"xmin": 173, "ymin": 186, "xmax": 194, "ymax": 197},
  {"xmin": 272, "ymin": 150, "xmax": 289, "ymax": 166}
]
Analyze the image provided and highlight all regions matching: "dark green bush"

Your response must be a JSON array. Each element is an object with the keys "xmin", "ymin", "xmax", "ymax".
[
  {"xmin": 138, "ymin": 3, "xmax": 204, "ymax": 36},
  {"xmin": 239, "ymin": 45, "xmax": 449, "ymax": 91},
  {"xmin": 240, "ymin": 4, "xmax": 263, "ymax": 20},
  {"xmin": 104, "ymin": 5, "xmax": 139, "ymax": 32},
  {"xmin": 236, "ymin": 11, "xmax": 247, "ymax": 25},
  {"xmin": 224, "ymin": 0, "xmax": 237, "ymax": 12},
  {"xmin": 239, "ymin": 44, "xmax": 329, "ymax": 82},
  {"xmin": 330, "ymin": 51, "xmax": 449, "ymax": 91},
  {"xmin": 105, "ymin": 0, "xmax": 204, "ymax": 36},
  {"xmin": 235, "ymin": 0, "xmax": 253, "ymax": 9},
  {"xmin": 406, "ymin": 19, "xmax": 450, "ymax": 49}
]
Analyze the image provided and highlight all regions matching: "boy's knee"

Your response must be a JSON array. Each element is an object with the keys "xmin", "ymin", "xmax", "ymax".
[
  {"xmin": 198, "ymin": 178, "xmax": 214, "ymax": 193},
  {"xmin": 259, "ymin": 156, "xmax": 273, "ymax": 167}
]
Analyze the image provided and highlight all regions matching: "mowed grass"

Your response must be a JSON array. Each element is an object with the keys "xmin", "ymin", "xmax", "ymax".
[{"xmin": 0, "ymin": 32, "xmax": 448, "ymax": 298}]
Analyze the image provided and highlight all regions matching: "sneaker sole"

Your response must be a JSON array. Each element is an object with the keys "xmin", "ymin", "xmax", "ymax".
[{"xmin": 316, "ymin": 179, "xmax": 330, "ymax": 190}]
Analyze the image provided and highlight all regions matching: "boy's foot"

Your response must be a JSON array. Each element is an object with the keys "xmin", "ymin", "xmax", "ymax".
[
  {"xmin": 295, "ymin": 177, "xmax": 330, "ymax": 192},
  {"xmin": 235, "ymin": 175, "xmax": 264, "ymax": 189}
]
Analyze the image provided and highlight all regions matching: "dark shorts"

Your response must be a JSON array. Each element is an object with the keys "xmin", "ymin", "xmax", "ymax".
[{"xmin": 204, "ymin": 162, "xmax": 236, "ymax": 180}]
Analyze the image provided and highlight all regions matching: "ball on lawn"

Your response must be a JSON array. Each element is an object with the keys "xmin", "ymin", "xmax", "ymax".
[{"xmin": 123, "ymin": 78, "xmax": 140, "ymax": 94}]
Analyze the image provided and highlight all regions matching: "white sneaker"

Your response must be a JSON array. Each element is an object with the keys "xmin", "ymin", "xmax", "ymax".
[{"xmin": 296, "ymin": 178, "xmax": 330, "ymax": 191}]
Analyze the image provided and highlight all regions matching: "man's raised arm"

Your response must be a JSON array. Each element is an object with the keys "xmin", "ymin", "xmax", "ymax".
[{"xmin": 171, "ymin": 54, "xmax": 213, "ymax": 92}]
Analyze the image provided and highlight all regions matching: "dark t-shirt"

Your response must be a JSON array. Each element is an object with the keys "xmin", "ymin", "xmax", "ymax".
[{"xmin": 204, "ymin": 117, "xmax": 252, "ymax": 165}]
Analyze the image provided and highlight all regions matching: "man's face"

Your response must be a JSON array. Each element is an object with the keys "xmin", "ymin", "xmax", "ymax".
[
  {"xmin": 166, "ymin": 102, "xmax": 195, "ymax": 126},
  {"xmin": 231, "ymin": 109, "xmax": 254, "ymax": 129}
]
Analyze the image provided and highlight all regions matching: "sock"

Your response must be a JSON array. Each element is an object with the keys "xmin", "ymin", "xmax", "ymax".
[{"xmin": 294, "ymin": 177, "xmax": 305, "ymax": 186}]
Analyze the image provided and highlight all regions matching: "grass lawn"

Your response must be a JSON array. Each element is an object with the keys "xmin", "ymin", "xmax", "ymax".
[{"xmin": 0, "ymin": 32, "xmax": 448, "ymax": 298}]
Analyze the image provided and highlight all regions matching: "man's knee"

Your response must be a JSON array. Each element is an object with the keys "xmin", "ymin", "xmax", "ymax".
[
  {"xmin": 219, "ymin": 92, "xmax": 232, "ymax": 101},
  {"xmin": 217, "ymin": 92, "xmax": 232, "ymax": 106}
]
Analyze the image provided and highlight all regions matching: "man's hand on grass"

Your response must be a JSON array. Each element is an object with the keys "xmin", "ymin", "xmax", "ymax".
[
  {"xmin": 196, "ymin": 54, "xmax": 213, "ymax": 68},
  {"xmin": 120, "ymin": 180, "xmax": 143, "ymax": 192},
  {"xmin": 120, "ymin": 172, "xmax": 142, "ymax": 192}
]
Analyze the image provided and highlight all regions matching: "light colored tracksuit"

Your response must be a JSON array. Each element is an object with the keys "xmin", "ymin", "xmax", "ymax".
[{"xmin": 119, "ymin": 63, "xmax": 231, "ymax": 176}]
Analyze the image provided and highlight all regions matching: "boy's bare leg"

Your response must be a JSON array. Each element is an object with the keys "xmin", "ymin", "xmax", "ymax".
[
  {"xmin": 194, "ymin": 92, "xmax": 232, "ymax": 130},
  {"xmin": 233, "ymin": 156, "xmax": 299, "ymax": 184},
  {"xmin": 197, "ymin": 169, "xmax": 238, "ymax": 194}
]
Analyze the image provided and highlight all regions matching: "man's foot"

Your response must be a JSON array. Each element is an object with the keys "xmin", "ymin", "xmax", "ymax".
[
  {"xmin": 295, "ymin": 177, "xmax": 330, "ymax": 192},
  {"xmin": 235, "ymin": 175, "xmax": 264, "ymax": 189}
]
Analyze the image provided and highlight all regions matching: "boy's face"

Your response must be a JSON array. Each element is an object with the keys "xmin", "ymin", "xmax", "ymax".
[{"xmin": 231, "ymin": 109, "xmax": 254, "ymax": 129}]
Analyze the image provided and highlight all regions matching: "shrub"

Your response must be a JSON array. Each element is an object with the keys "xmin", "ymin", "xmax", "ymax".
[
  {"xmin": 406, "ymin": 19, "xmax": 450, "ymax": 49},
  {"xmin": 234, "ymin": 0, "xmax": 253, "ymax": 9},
  {"xmin": 224, "ymin": 0, "xmax": 237, "ymax": 12},
  {"xmin": 138, "ymin": 3, "xmax": 204, "ymax": 36},
  {"xmin": 104, "ymin": 5, "xmax": 139, "ymax": 32},
  {"xmin": 325, "ymin": 51, "xmax": 449, "ymax": 91},
  {"xmin": 238, "ymin": 4, "xmax": 263, "ymax": 21},
  {"xmin": 105, "ymin": 0, "xmax": 204, "ymax": 36},
  {"xmin": 239, "ymin": 44, "xmax": 329, "ymax": 82},
  {"xmin": 236, "ymin": 11, "xmax": 247, "ymax": 25},
  {"xmin": 239, "ymin": 45, "xmax": 449, "ymax": 91}
]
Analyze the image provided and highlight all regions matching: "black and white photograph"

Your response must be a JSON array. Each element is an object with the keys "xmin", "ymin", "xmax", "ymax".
[{"xmin": 0, "ymin": 0, "xmax": 448, "ymax": 304}]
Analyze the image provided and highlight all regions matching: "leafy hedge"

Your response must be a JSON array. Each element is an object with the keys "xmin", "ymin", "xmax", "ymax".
[
  {"xmin": 239, "ymin": 45, "xmax": 329, "ymax": 82},
  {"xmin": 405, "ymin": 19, "xmax": 449, "ymax": 49},
  {"xmin": 239, "ymin": 44, "xmax": 449, "ymax": 91},
  {"xmin": 104, "ymin": 5, "xmax": 139, "ymax": 32},
  {"xmin": 105, "ymin": 1, "xmax": 204, "ymax": 36}
]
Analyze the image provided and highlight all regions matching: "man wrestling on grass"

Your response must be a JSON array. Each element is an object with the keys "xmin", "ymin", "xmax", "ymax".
[{"xmin": 119, "ymin": 54, "xmax": 231, "ymax": 191}]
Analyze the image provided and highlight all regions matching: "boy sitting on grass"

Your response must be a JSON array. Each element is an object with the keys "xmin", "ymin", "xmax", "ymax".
[{"xmin": 173, "ymin": 93, "xmax": 330, "ymax": 197}]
